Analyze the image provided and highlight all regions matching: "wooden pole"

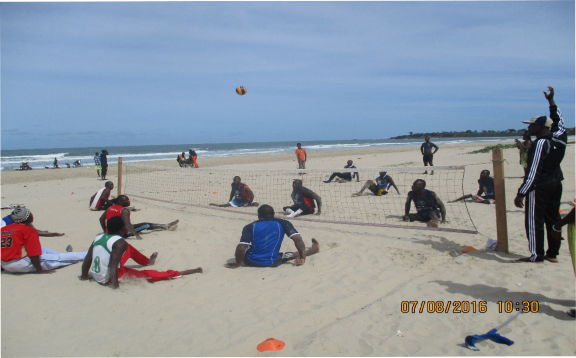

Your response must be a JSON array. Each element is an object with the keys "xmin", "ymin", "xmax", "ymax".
[
  {"xmin": 492, "ymin": 148, "xmax": 509, "ymax": 253},
  {"xmin": 118, "ymin": 157, "xmax": 123, "ymax": 196}
]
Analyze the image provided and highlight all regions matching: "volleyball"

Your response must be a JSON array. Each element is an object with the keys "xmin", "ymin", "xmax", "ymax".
[{"xmin": 236, "ymin": 86, "xmax": 247, "ymax": 95}]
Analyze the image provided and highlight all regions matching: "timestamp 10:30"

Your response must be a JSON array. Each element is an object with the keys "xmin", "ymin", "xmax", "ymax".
[{"xmin": 400, "ymin": 300, "xmax": 539, "ymax": 313}]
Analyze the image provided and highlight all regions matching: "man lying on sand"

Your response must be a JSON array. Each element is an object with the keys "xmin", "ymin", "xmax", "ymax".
[
  {"xmin": 80, "ymin": 217, "xmax": 202, "ymax": 288},
  {"xmin": 225, "ymin": 205, "xmax": 320, "ymax": 268},
  {"xmin": 99, "ymin": 195, "xmax": 178, "ymax": 240},
  {"xmin": 210, "ymin": 176, "xmax": 259, "ymax": 207},
  {"xmin": 89, "ymin": 181, "xmax": 115, "ymax": 211},
  {"xmin": 450, "ymin": 170, "xmax": 495, "ymax": 204},
  {"xmin": 352, "ymin": 171, "xmax": 400, "ymax": 196},
  {"xmin": 283, "ymin": 179, "xmax": 322, "ymax": 218},
  {"xmin": 1, "ymin": 208, "xmax": 86, "ymax": 273},
  {"xmin": 403, "ymin": 179, "xmax": 447, "ymax": 227},
  {"xmin": 2, "ymin": 207, "xmax": 65, "ymax": 236}
]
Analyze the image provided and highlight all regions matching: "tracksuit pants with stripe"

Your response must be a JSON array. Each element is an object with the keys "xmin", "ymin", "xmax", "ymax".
[
  {"xmin": 524, "ymin": 182, "xmax": 562, "ymax": 261},
  {"xmin": 118, "ymin": 244, "xmax": 181, "ymax": 283}
]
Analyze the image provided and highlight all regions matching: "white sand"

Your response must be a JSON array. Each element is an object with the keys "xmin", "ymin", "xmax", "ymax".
[{"xmin": 1, "ymin": 141, "xmax": 575, "ymax": 356}]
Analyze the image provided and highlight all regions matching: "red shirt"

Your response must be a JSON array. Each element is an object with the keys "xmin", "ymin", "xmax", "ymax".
[
  {"xmin": 105, "ymin": 204, "xmax": 125, "ymax": 233},
  {"xmin": 1, "ymin": 223, "xmax": 42, "ymax": 261},
  {"xmin": 295, "ymin": 148, "xmax": 307, "ymax": 161}
]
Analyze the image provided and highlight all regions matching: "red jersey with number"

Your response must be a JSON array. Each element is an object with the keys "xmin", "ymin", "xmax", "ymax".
[
  {"xmin": 105, "ymin": 204, "xmax": 125, "ymax": 233},
  {"xmin": 1, "ymin": 223, "xmax": 42, "ymax": 261}
]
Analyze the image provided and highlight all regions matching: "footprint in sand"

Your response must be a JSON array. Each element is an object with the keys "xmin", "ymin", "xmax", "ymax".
[{"xmin": 326, "ymin": 242, "xmax": 339, "ymax": 249}]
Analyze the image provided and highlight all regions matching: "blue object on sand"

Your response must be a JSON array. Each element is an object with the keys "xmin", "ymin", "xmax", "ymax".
[{"xmin": 465, "ymin": 312, "xmax": 521, "ymax": 351}]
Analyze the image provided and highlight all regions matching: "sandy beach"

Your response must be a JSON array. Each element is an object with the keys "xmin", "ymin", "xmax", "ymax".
[{"xmin": 1, "ymin": 141, "xmax": 575, "ymax": 356}]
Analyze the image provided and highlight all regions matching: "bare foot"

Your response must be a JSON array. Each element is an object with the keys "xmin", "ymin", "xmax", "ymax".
[
  {"xmin": 181, "ymin": 267, "xmax": 203, "ymax": 275},
  {"xmin": 402, "ymin": 216, "xmax": 410, "ymax": 222},
  {"xmin": 429, "ymin": 220, "xmax": 438, "ymax": 228},
  {"xmin": 168, "ymin": 220, "xmax": 179, "ymax": 231},
  {"xmin": 148, "ymin": 252, "xmax": 158, "ymax": 266},
  {"xmin": 352, "ymin": 192, "xmax": 361, "ymax": 197},
  {"xmin": 311, "ymin": 238, "xmax": 320, "ymax": 254}
]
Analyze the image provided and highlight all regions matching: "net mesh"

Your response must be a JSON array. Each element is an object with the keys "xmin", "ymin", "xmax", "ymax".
[{"xmin": 123, "ymin": 164, "xmax": 477, "ymax": 234}]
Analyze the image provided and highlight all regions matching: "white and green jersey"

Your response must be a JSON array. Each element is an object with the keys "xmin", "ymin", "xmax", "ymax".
[{"xmin": 90, "ymin": 233, "xmax": 123, "ymax": 284}]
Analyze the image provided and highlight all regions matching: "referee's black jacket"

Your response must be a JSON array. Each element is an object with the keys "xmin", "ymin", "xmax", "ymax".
[{"xmin": 517, "ymin": 105, "xmax": 567, "ymax": 197}]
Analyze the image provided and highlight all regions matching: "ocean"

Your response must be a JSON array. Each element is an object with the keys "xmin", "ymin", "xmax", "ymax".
[{"xmin": 0, "ymin": 137, "xmax": 540, "ymax": 172}]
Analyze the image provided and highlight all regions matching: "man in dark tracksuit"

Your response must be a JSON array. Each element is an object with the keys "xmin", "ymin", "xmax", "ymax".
[{"xmin": 514, "ymin": 86, "xmax": 567, "ymax": 263}]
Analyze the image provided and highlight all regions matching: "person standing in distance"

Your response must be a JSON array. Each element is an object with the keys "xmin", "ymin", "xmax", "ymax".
[
  {"xmin": 421, "ymin": 136, "xmax": 438, "ymax": 175},
  {"xmin": 514, "ymin": 86, "xmax": 567, "ymax": 263},
  {"xmin": 100, "ymin": 150, "xmax": 109, "ymax": 180},
  {"xmin": 295, "ymin": 143, "xmax": 307, "ymax": 169},
  {"xmin": 94, "ymin": 152, "xmax": 101, "ymax": 178}
]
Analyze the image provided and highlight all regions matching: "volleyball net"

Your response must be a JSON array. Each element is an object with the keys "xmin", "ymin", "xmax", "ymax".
[{"xmin": 123, "ymin": 164, "xmax": 477, "ymax": 234}]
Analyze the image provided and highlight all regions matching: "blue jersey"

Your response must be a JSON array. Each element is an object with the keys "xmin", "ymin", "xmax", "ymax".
[
  {"xmin": 291, "ymin": 187, "xmax": 309, "ymax": 206},
  {"xmin": 408, "ymin": 189, "xmax": 437, "ymax": 217},
  {"xmin": 375, "ymin": 175, "xmax": 392, "ymax": 190},
  {"xmin": 478, "ymin": 177, "xmax": 495, "ymax": 200},
  {"xmin": 240, "ymin": 218, "xmax": 299, "ymax": 267},
  {"xmin": 231, "ymin": 182, "xmax": 249, "ymax": 201}
]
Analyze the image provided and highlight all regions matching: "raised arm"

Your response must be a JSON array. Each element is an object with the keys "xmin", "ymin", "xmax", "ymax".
[{"xmin": 109, "ymin": 239, "xmax": 128, "ymax": 289}]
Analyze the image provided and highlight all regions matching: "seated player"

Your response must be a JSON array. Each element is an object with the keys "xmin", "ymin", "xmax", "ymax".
[
  {"xmin": 225, "ymin": 205, "xmax": 320, "ymax": 268},
  {"xmin": 352, "ymin": 171, "xmax": 400, "ymax": 196},
  {"xmin": 2, "ymin": 207, "xmax": 65, "ymax": 236},
  {"xmin": 99, "ymin": 195, "xmax": 178, "ymax": 240},
  {"xmin": 79, "ymin": 217, "xmax": 202, "ymax": 288},
  {"xmin": 450, "ymin": 170, "xmax": 496, "ymax": 204},
  {"xmin": 282, "ymin": 179, "xmax": 322, "ymax": 218},
  {"xmin": 90, "ymin": 181, "xmax": 116, "ymax": 211},
  {"xmin": 403, "ymin": 179, "xmax": 447, "ymax": 227},
  {"xmin": 210, "ymin": 176, "xmax": 259, "ymax": 207},
  {"xmin": 323, "ymin": 160, "xmax": 360, "ymax": 183},
  {"xmin": 1, "ymin": 208, "xmax": 86, "ymax": 273}
]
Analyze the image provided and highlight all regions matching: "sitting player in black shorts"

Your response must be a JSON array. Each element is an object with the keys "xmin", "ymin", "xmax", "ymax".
[
  {"xmin": 224, "ymin": 205, "xmax": 320, "ymax": 268},
  {"xmin": 282, "ymin": 180, "xmax": 322, "ymax": 218},
  {"xmin": 352, "ymin": 171, "xmax": 400, "ymax": 196},
  {"xmin": 403, "ymin": 179, "xmax": 447, "ymax": 227}
]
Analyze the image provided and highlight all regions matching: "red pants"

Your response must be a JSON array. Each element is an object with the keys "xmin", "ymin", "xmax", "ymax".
[
  {"xmin": 117, "ymin": 244, "xmax": 181, "ymax": 283},
  {"xmin": 192, "ymin": 155, "xmax": 198, "ymax": 168}
]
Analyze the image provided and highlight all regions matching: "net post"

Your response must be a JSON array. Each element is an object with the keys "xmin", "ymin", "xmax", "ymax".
[
  {"xmin": 492, "ymin": 148, "xmax": 509, "ymax": 253},
  {"xmin": 118, "ymin": 157, "xmax": 123, "ymax": 196}
]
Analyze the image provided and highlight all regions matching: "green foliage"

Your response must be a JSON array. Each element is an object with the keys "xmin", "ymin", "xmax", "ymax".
[{"xmin": 467, "ymin": 144, "xmax": 517, "ymax": 154}]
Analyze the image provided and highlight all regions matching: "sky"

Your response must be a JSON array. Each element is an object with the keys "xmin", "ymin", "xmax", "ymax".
[{"xmin": 1, "ymin": 1, "xmax": 574, "ymax": 150}]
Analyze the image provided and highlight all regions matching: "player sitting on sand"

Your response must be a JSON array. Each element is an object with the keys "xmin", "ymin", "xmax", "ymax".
[
  {"xmin": 2, "ymin": 207, "xmax": 65, "ymax": 236},
  {"xmin": 209, "ymin": 176, "xmax": 260, "ymax": 207},
  {"xmin": 1, "ymin": 208, "xmax": 86, "ymax": 273},
  {"xmin": 99, "ymin": 195, "xmax": 178, "ymax": 240},
  {"xmin": 80, "ymin": 216, "xmax": 202, "ymax": 288},
  {"xmin": 89, "ymin": 181, "xmax": 116, "ymax": 211},
  {"xmin": 450, "ymin": 170, "xmax": 496, "ymax": 204},
  {"xmin": 352, "ymin": 171, "xmax": 400, "ymax": 196},
  {"xmin": 323, "ymin": 160, "xmax": 360, "ymax": 183},
  {"xmin": 225, "ymin": 205, "xmax": 320, "ymax": 268},
  {"xmin": 283, "ymin": 179, "xmax": 322, "ymax": 218},
  {"xmin": 403, "ymin": 179, "xmax": 447, "ymax": 227}
]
